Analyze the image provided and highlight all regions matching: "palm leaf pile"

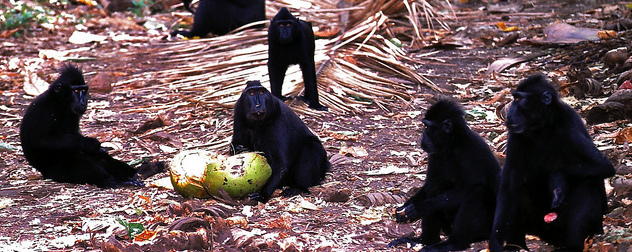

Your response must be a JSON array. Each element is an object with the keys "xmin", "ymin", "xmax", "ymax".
[{"xmin": 114, "ymin": 0, "xmax": 452, "ymax": 114}]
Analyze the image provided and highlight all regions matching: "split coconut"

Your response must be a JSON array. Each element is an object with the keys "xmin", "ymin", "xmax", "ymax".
[{"xmin": 170, "ymin": 150, "xmax": 272, "ymax": 199}]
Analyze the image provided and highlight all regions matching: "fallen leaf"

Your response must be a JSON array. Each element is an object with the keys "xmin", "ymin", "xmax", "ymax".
[
  {"xmin": 597, "ymin": 30, "xmax": 617, "ymax": 39},
  {"xmin": 23, "ymin": 69, "xmax": 49, "ymax": 96},
  {"xmin": 226, "ymin": 216, "xmax": 248, "ymax": 228},
  {"xmin": 497, "ymin": 22, "xmax": 520, "ymax": 32},
  {"xmin": 0, "ymin": 28, "xmax": 20, "ymax": 38},
  {"xmin": 357, "ymin": 209, "xmax": 383, "ymax": 225},
  {"xmin": 68, "ymin": 31, "xmax": 107, "ymax": 44},
  {"xmin": 614, "ymin": 127, "xmax": 632, "ymax": 144},
  {"xmin": 487, "ymin": 54, "xmax": 541, "ymax": 74},
  {"xmin": 364, "ymin": 165, "xmax": 408, "ymax": 175},
  {"xmin": 326, "ymin": 130, "xmax": 359, "ymax": 141},
  {"xmin": 539, "ymin": 22, "xmax": 601, "ymax": 44},
  {"xmin": 133, "ymin": 229, "xmax": 157, "ymax": 242},
  {"xmin": 258, "ymin": 212, "xmax": 292, "ymax": 229},
  {"xmin": 314, "ymin": 26, "xmax": 341, "ymax": 38},
  {"xmin": 299, "ymin": 199, "xmax": 320, "ymax": 211},
  {"xmin": 134, "ymin": 115, "xmax": 172, "ymax": 134},
  {"xmin": 76, "ymin": 0, "xmax": 98, "ymax": 6},
  {"xmin": 149, "ymin": 177, "xmax": 173, "ymax": 189},
  {"xmin": 340, "ymin": 146, "xmax": 368, "ymax": 157}
]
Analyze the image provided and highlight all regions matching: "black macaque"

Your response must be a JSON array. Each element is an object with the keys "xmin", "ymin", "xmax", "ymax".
[
  {"xmin": 20, "ymin": 65, "xmax": 142, "ymax": 188},
  {"xmin": 389, "ymin": 100, "xmax": 501, "ymax": 252},
  {"xmin": 172, "ymin": 0, "xmax": 266, "ymax": 38},
  {"xmin": 268, "ymin": 7, "xmax": 327, "ymax": 111},
  {"xmin": 230, "ymin": 80, "xmax": 330, "ymax": 203},
  {"xmin": 489, "ymin": 74, "xmax": 616, "ymax": 252}
]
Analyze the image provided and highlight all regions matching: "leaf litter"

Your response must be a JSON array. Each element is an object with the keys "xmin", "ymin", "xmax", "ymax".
[{"xmin": 1, "ymin": 0, "xmax": 632, "ymax": 251}]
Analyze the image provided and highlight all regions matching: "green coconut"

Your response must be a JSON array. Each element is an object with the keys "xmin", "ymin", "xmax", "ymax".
[
  {"xmin": 169, "ymin": 150, "xmax": 271, "ymax": 199},
  {"xmin": 204, "ymin": 153, "xmax": 272, "ymax": 198}
]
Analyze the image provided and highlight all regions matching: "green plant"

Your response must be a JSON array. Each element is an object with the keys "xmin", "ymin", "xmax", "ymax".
[
  {"xmin": 129, "ymin": 0, "xmax": 154, "ymax": 17},
  {"xmin": 0, "ymin": 3, "xmax": 49, "ymax": 36},
  {"xmin": 117, "ymin": 218, "xmax": 145, "ymax": 239}
]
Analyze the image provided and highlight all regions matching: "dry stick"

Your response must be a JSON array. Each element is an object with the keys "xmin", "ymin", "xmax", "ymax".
[
  {"xmin": 138, "ymin": 123, "xmax": 181, "ymax": 139},
  {"xmin": 132, "ymin": 136, "xmax": 156, "ymax": 154}
]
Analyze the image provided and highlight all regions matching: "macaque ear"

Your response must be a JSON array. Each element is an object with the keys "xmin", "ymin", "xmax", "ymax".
[
  {"xmin": 541, "ymin": 91, "xmax": 552, "ymax": 105},
  {"xmin": 442, "ymin": 119, "xmax": 453, "ymax": 133},
  {"xmin": 52, "ymin": 82, "xmax": 63, "ymax": 93}
]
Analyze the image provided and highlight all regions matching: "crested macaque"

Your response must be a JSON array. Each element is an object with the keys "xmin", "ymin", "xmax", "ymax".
[
  {"xmin": 172, "ymin": 0, "xmax": 266, "ymax": 38},
  {"xmin": 268, "ymin": 7, "xmax": 327, "ymax": 111},
  {"xmin": 489, "ymin": 74, "xmax": 615, "ymax": 252},
  {"xmin": 20, "ymin": 65, "xmax": 142, "ymax": 188},
  {"xmin": 390, "ymin": 100, "xmax": 500, "ymax": 252},
  {"xmin": 230, "ymin": 80, "xmax": 330, "ymax": 202}
]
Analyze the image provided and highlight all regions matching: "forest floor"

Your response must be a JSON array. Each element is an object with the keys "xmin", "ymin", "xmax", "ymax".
[{"xmin": 1, "ymin": 0, "xmax": 632, "ymax": 251}]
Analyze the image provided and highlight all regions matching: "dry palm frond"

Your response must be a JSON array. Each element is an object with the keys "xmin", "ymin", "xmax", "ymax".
[{"xmin": 114, "ymin": 0, "xmax": 454, "ymax": 115}]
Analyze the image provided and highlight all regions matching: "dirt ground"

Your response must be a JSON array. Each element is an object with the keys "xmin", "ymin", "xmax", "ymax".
[{"xmin": 1, "ymin": 0, "xmax": 632, "ymax": 251}]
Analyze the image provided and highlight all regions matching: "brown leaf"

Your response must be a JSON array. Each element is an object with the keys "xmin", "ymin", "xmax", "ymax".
[
  {"xmin": 597, "ymin": 30, "xmax": 617, "ymax": 39},
  {"xmin": 383, "ymin": 220, "xmax": 415, "ymax": 238},
  {"xmin": 0, "ymin": 28, "xmax": 20, "ymax": 39},
  {"xmin": 257, "ymin": 212, "xmax": 291, "ymax": 229},
  {"xmin": 133, "ymin": 229, "xmax": 157, "ymax": 242},
  {"xmin": 314, "ymin": 26, "xmax": 341, "ymax": 38},
  {"xmin": 226, "ymin": 216, "xmax": 248, "ymax": 228},
  {"xmin": 212, "ymin": 217, "xmax": 234, "ymax": 245},
  {"xmin": 614, "ymin": 127, "xmax": 632, "ymax": 144},
  {"xmin": 325, "ymin": 130, "xmax": 359, "ymax": 141},
  {"xmin": 497, "ymin": 22, "xmax": 520, "ymax": 32},
  {"xmin": 168, "ymin": 217, "xmax": 210, "ymax": 232},
  {"xmin": 487, "ymin": 55, "xmax": 539, "ymax": 74},
  {"xmin": 340, "ymin": 146, "xmax": 368, "ymax": 157},
  {"xmin": 134, "ymin": 115, "xmax": 172, "ymax": 134}
]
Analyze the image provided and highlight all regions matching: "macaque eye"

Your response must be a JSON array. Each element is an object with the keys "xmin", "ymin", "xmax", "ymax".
[
  {"xmin": 259, "ymin": 91, "xmax": 264, "ymax": 95},
  {"xmin": 249, "ymin": 92, "xmax": 254, "ymax": 96},
  {"xmin": 513, "ymin": 95, "xmax": 523, "ymax": 102}
]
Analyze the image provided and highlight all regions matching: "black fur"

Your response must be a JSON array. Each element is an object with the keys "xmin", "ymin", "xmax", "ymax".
[
  {"xmin": 489, "ymin": 74, "xmax": 615, "ymax": 252},
  {"xmin": 389, "ymin": 100, "xmax": 500, "ymax": 252},
  {"xmin": 230, "ymin": 80, "xmax": 330, "ymax": 202},
  {"xmin": 181, "ymin": 0, "xmax": 194, "ymax": 13},
  {"xmin": 172, "ymin": 0, "xmax": 265, "ymax": 38},
  {"xmin": 20, "ymin": 65, "xmax": 142, "ymax": 188},
  {"xmin": 268, "ymin": 7, "xmax": 327, "ymax": 111}
]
